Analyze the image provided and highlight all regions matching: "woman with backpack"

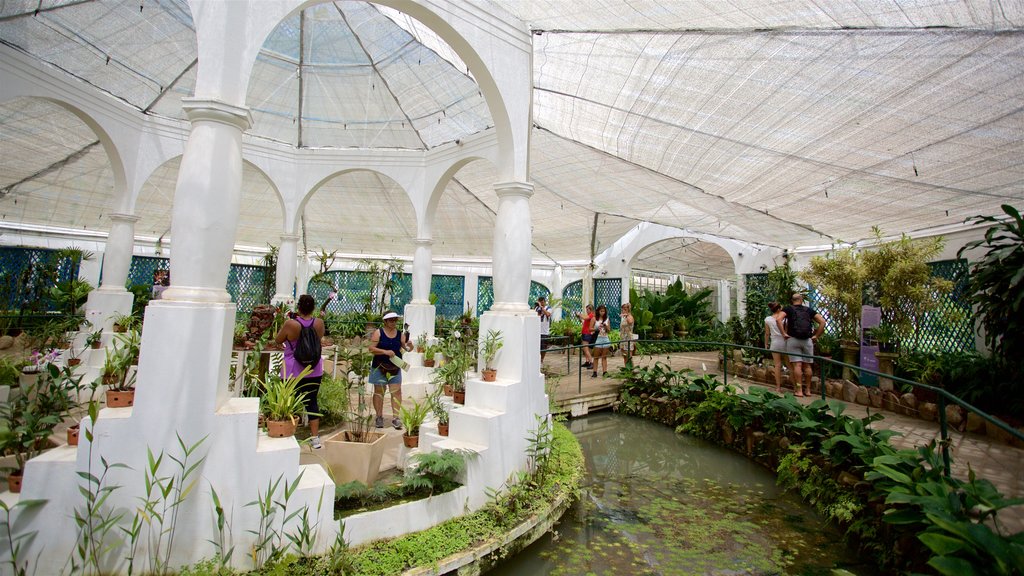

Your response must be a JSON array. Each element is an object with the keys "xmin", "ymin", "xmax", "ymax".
[{"xmin": 274, "ymin": 294, "xmax": 326, "ymax": 448}]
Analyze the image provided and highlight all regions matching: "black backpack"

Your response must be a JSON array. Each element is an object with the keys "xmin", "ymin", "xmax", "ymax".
[
  {"xmin": 293, "ymin": 320, "xmax": 321, "ymax": 368},
  {"xmin": 787, "ymin": 306, "xmax": 814, "ymax": 339}
]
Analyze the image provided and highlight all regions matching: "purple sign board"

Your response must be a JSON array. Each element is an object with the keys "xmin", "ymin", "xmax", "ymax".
[{"xmin": 860, "ymin": 306, "xmax": 881, "ymax": 386}]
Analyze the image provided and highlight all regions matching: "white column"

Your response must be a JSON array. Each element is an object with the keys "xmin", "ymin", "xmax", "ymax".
[
  {"xmin": 404, "ymin": 237, "xmax": 436, "ymax": 340},
  {"xmin": 551, "ymin": 265, "xmax": 563, "ymax": 321},
  {"xmin": 161, "ymin": 99, "xmax": 251, "ymax": 303},
  {"xmin": 99, "ymin": 213, "xmax": 138, "ymax": 292},
  {"xmin": 411, "ymin": 238, "xmax": 433, "ymax": 304},
  {"xmin": 736, "ymin": 274, "xmax": 747, "ymax": 318},
  {"xmin": 491, "ymin": 181, "xmax": 533, "ymax": 312},
  {"xmin": 272, "ymin": 233, "xmax": 299, "ymax": 305},
  {"xmin": 718, "ymin": 279, "xmax": 732, "ymax": 321}
]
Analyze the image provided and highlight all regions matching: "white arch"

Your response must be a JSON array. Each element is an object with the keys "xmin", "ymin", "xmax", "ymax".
[
  {"xmin": 594, "ymin": 222, "xmax": 784, "ymax": 277},
  {"xmin": 188, "ymin": 0, "xmax": 530, "ymax": 180}
]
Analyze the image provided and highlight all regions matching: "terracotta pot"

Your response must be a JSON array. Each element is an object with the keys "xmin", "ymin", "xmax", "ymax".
[
  {"xmin": 424, "ymin": 359, "xmax": 435, "ymax": 368},
  {"xmin": 113, "ymin": 324, "xmax": 127, "ymax": 333},
  {"xmin": 91, "ymin": 341, "xmax": 103, "ymax": 349},
  {"xmin": 102, "ymin": 374, "xmax": 119, "ymax": 386},
  {"xmin": 482, "ymin": 368, "xmax": 497, "ymax": 382},
  {"xmin": 67, "ymin": 358, "xmax": 82, "ymax": 367},
  {"xmin": 438, "ymin": 423, "xmax": 449, "ymax": 436},
  {"xmin": 7, "ymin": 471, "xmax": 23, "ymax": 494},
  {"xmin": 402, "ymin": 433, "xmax": 419, "ymax": 448},
  {"xmin": 443, "ymin": 384, "xmax": 453, "ymax": 396},
  {"xmin": 453, "ymin": 390, "xmax": 465, "ymax": 405},
  {"xmin": 105, "ymin": 389, "xmax": 135, "ymax": 408},
  {"xmin": 67, "ymin": 424, "xmax": 80, "ymax": 446},
  {"xmin": 266, "ymin": 418, "xmax": 297, "ymax": 438}
]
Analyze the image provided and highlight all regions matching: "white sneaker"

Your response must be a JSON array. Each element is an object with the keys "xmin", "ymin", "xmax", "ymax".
[{"xmin": 311, "ymin": 436, "xmax": 322, "ymax": 450}]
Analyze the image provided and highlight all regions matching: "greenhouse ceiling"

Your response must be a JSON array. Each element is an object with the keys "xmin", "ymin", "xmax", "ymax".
[{"xmin": 0, "ymin": 0, "xmax": 1022, "ymax": 280}]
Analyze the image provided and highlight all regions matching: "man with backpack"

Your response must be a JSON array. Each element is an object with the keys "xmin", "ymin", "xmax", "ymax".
[{"xmin": 777, "ymin": 292, "xmax": 825, "ymax": 398}]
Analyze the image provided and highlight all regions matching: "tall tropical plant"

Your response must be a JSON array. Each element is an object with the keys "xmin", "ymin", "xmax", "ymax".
[
  {"xmin": 800, "ymin": 245, "xmax": 864, "ymax": 344},
  {"xmin": 958, "ymin": 205, "xmax": 1024, "ymax": 377},
  {"xmin": 861, "ymin": 228, "xmax": 952, "ymax": 349}
]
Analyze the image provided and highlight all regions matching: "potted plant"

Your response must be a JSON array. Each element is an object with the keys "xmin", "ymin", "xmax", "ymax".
[
  {"xmin": 423, "ymin": 344, "xmax": 437, "ymax": 368},
  {"xmin": 480, "ymin": 329, "xmax": 503, "ymax": 382},
  {"xmin": 0, "ymin": 364, "xmax": 76, "ymax": 492},
  {"xmin": 399, "ymin": 397, "xmax": 430, "ymax": 448},
  {"xmin": 415, "ymin": 332, "xmax": 428, "ymax": 353},
  {"xmin": 322, "ymin": 348, "xmax": 389, "ymax": 485},
  {"xmin": 260, "ymin": 366, "xmax": 313, "ymax": 438},
  {"xmin": 429, "ymin": 390, "xmax": 450, "ymax": 436},
  {"xmin": 101, "ymin": 346, "xmax": 136, "ymax": 407},
  {"xmin": 86, "ymin": 329, "xmax": 103, "ymax": 350},
  {"xmin": 432, "ymin": 331, "xmax": 470, "ymax": 402},
  {"xmin": 871, "ymin": 323, "xmax": 899, "ymax": 354},
  {"xmin": 111, "ymin": 313, "xmax": 137, "ymax": 334}
]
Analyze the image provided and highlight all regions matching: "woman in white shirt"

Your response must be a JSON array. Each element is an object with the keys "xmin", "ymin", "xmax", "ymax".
[{"xmin": 763, "ymin": 301, "xmax": 790, "ymax": 394}]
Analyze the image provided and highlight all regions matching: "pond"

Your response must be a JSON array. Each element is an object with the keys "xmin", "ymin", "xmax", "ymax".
[{"xmin": 490, "ymin": 412, "xmax": 875, "ymax": 576}]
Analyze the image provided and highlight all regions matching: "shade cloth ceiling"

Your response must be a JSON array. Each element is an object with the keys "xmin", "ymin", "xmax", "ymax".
[{"xmin": 1, "ymin": 0, "xmax": 1022, "ymax": 278}]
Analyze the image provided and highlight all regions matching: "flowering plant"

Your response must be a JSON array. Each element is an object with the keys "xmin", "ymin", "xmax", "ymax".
[{"xmin": 23, "ymin": 349, "xmax": 61, "ymax": 373}]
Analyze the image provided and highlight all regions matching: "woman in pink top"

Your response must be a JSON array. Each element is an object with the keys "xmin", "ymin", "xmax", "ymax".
[
  {"xmin": 577, "ymin": 304, "xmax": 595, "ymax": 369},
  {"xmin": 274, "ymin": 294, "xmax": 325, "ymax": 448}
]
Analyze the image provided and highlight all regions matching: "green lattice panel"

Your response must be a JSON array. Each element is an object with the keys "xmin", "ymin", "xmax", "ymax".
[
  {"xmin": 0, "ymin": 247, "xmax": 81, "ymax": 312},
  {"xmin": 127, "ymin": 256, "xmax": 169, "ymax": 291},
  {"xmin": 595, "ymin": 278, "xmax": 622, "ymax": 329},
  {"xmin": 227, "ymin": 264, "xmax": 269, "ymax": 314},
  {"xmin": 389, "ymin": 273, "xmax": 413, "ymax": 312},
  {"xmin": 476, "ymin": 278, "xmax": 550, "ymax": 315},
  {"xmin": 477, "ymin": 276, "xmax": 494, "ymax": 315},
  {"xmin": 308, "ymin": 270, "xmax": 374, "ymax": 314},
  {"xmin": 562, "ymin": 280, "xmax": 582, "ymax": 323},
  {"xmin": 917, "ymin": 259, "xmax": 974, "ymax": 353},
  {"xmin": 432, "ymin": 275, "xmax": 465, "ymax": 318}
]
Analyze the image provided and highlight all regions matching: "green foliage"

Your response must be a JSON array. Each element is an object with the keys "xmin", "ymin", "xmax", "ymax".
[
  {"xmin": 480, "ymin": 329, "xmax": 503, "ymax": 369},
  {"xmin": 861, "ymin": 228, "xmax": 952, "ymax": 348},
  {"xmin": 0, "ymin": 496, "xmax": 46, "ymax": 576},
  {"xmin": 401, "ymin": 449, "xmax": 467, "ymax": 495},
  {"xmin": 315, "ymin": 373, "xmax": 348, "ymax": 419},
  {"xmin": 745, "ymin": 260, "xmax": 800, "ymax": 347},
  {"xmin": 800, "ymin": 245, "xmax": 864, "ymax": 342},
  {"xmin": 0, "ymin": 358, "xmax": 19, "ymax": 387},
  {"xmin": 260, "ymin": 367, "xmax": 313, "ymax": 422},
  {"xmin": 398, "ymin": 397, "xmax": 429, "ymax": 436},
  {"xmin": 959, "ymin": 204, "xmax": 1024, "ymax": 380},
  {"xmin": 0, "ymin": 364, "xmax": 78, "ymax": 471},
  {"xmin": 629, "ymin": 279, "xmax": 714, "ymax": 340}
]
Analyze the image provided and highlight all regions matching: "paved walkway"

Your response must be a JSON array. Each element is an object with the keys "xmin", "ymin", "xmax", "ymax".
[{"xmin": 543, "ymin": 348, "xmax": 1024, "ymax": 535}]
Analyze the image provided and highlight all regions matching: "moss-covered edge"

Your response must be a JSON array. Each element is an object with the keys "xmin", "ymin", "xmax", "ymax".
[{"xmin": 347, "ymin": 420, "xmax": 585, "ymax": 576}]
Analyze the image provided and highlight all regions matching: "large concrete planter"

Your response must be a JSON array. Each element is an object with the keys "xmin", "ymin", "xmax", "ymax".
[
  {"xmin": 840, "ymin": 344, "xmax": 859, "ymax": 381},
  {"xmin": 323, "ymin": 430, "xmax": 388, "ymax": 485},
  {"xmin": 875, "ymin": 351, "xmax": 899, "ymax": 391}
]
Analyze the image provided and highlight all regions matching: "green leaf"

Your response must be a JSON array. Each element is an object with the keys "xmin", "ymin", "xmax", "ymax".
[
  {"xmin": 927, "ymin": 556, "xmax": 977, "ymax": 576},
  {"xmin": 919, "ymin": 533, "xmax": 967, "ymax": 555}
]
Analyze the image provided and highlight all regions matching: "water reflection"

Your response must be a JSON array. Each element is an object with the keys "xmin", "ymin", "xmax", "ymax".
[{"xmin": 490, "ymin": 412, "xmax": 874, "ymax": 576}]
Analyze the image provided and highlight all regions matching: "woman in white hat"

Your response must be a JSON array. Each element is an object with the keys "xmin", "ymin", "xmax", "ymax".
[{"xmin": 368, "ymin": 310, "xmax": 412, "ymax": 429}]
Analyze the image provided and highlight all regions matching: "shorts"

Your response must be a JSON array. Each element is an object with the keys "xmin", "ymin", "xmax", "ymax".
[
  {"xmin": 785, "ymin": 337, "xmax": 814, "ymax": 363},
  {"xmin": 540, "ymin": 335, "xmax": 551, "ymax": 350},
  {"xmin": 369, "ymin": 366, "xmax": 403, "ymax": 385},
  {"xmin": 595, "ymin": 335, "xmax": 611, "ymax": 349},
  {"xmin": 769, "ymin": 335, "xmax": 787, "ymax": 353},
  {"xmin": 581, "ymin": 333, "xmax": 596, "ymax": 345}
]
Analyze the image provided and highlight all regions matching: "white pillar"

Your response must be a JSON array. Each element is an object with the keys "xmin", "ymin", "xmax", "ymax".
[
  {"xmin": 404, "ymin": 237, "xmax": 436, "ymax": 340},
  {"xmin": 736, "ymin": 274, "xmax": 747, "ymax": 318},
  {"xmin": 273, "ymin": 233, "xmax": 299, "ymax": 305},
  {"xmin": 718, "ymin": 279, "xmax": 732, "ymax": 321},
  {"xmin": 490, "ymin": 181, "xmax": 533, "ymax": 312},
  {"xmin": 99, "ymin": 213, "xmax": 138, "ymax": 292},
  {"xmin": 84, "ymin": 213, "xmax": 138, "ymax": 332},
  {"xmin": 411, "ymin": 238, "xmax": 433, "ymax": 304},
  {"xmin": 161, "ymin": 99, "xmax": 251, "ymax": 303},
  {"xmin": 551, "ymin": 265, "xmax": 563, "ymax": 321}
]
